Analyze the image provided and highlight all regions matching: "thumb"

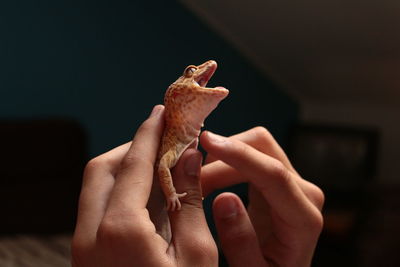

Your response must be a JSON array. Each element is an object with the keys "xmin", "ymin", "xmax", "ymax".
[
  {"xmin": 213, "ymin": 193, "xmax": 266, "ymax": 267},
  {"xmin": 169, "ymin": 149, "xmax": 216, "ymax": 259}
]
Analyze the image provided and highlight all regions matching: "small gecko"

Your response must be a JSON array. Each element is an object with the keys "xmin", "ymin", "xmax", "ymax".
[{"xmin": 157, "ymin": 60, "xmax": 229, "ymax": 211}]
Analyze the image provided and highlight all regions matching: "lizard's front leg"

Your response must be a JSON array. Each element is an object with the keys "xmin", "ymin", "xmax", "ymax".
[{"xmin": 158, "ymin": 151, "xmax": 187, "ymax": 211}]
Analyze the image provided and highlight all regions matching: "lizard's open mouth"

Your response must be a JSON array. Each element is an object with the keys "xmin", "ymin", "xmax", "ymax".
[
  {"xmin": 191, "ymin": 60, "xmax": 228, "ymax": 96},
  {"xmin": 193, "ymin": 61, "xmax": 218, "ymax": 88}
]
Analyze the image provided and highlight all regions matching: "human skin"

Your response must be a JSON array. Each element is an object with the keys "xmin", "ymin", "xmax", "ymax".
[
  {"xmin": 71, "ymin": 105, "xmax": 217, "ymax": 267},
  {"xmin": 200, "ymin": 128, "xmax": 324, "ymax": 267},
  {"xmin": 71, "ymin": 105, "xmax": 324, "ymax": 267}
]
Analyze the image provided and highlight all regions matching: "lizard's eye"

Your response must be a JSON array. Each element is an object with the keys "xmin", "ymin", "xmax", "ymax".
[{"xmin": 184, "ymin": 66, "xmax": 197, "ymax": 77}]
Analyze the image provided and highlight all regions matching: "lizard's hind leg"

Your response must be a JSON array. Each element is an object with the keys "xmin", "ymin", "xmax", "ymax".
[{"xmin": 158, "ymin": 153, "xmax": 187, "ymax": 211}]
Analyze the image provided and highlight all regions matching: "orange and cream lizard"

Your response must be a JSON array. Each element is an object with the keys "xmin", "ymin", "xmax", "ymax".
[{"xmin": 157, "ymin": 60, "xmax": 229, "ymax": 211}]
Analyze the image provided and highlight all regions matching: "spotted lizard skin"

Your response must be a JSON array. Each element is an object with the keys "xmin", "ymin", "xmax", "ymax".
[{"xmin": 158, "ymin": 60, "xmax": 229, "ymax": 211}]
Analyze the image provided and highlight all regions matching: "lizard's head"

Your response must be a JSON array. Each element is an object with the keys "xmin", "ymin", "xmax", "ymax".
[
  {"xmin": 173, "ymin": 60, "xmax": 229, "ymax": 99},
  {"xmin": 165, "ymin": 60, "xmax": 229, "ymax": 130},
  {"xmin": 182, "ymin": 60, "xmax": 217, "ymax": 88}
]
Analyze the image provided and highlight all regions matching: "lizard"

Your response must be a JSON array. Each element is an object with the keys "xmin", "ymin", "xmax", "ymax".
[{"xmin": 157, "ymin": 60, "xmax": 229, "ymax": 211}]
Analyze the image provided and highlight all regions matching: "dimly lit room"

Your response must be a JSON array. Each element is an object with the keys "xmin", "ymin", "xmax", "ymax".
[{"xmin": 1, "ymin": 0, "xmax": 399, "ymax": 266}]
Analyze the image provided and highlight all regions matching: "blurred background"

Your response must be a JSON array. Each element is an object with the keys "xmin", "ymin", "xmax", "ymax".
[{"xmin": 1, "ymin": 0, "xmax": 398, "ymax": 266}]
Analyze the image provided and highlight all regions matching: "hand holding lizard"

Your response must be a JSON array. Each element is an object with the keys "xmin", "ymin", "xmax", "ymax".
[{"xmin": 71, "ymin": 105, "xmax": 217, "ymax": 267}]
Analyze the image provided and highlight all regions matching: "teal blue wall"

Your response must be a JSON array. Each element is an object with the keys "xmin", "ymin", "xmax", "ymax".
[{"xmin": 0, "ymin": 0, "xmax": 298, "ymax": 156}]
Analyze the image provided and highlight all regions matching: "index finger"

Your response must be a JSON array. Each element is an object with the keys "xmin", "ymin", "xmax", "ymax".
[
  {"xmin": 106, "ymin": 105, "xmax": 165, "ymax": 213},
  {"xmin": 73, "ymin": 142, "xmax": 131, "ymax": 247},
  {"xmin": 200, "ymin": 131, "xmax": 320, "ymax": 225},
  {"xmin": 205, "ymin": 127, "xmax": 295, "ymax": 172}
]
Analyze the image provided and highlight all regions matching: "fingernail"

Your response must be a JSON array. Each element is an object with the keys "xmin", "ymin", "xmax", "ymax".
[
  {"xmin": 149, "ymin": 105, "xmax": 163, "ymax": 117},
  {"xmin": 215, "ymin": 195, "xmax": 238, "ymax": 219},
  {"xmin": 184, "ymin": 152, "xmax": 203, "ymax": 177},
  {"xmin": 206, "ymin": 131, "xmax": 226, "ymax": 144}
]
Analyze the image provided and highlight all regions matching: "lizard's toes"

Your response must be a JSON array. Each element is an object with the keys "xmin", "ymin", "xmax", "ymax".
[{"xmin": 167, "ymin": 192, "xmax": 187, "ymax": 211}]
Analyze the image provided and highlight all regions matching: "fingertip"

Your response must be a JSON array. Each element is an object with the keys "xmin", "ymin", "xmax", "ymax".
[
  {"xmin": 149, "ymin": 104, "xmax": 165, "ymax": 118},
  {"xmin": 200, "ymin": 131, "xmax": 229, "ymax": 155},
  {"xmin": 201, "ymin": 130, "xmax": 224, "ymax": 143},
  {"xmin": 213, "ymin": 192, "xmax": 242, "ymax": 220}
]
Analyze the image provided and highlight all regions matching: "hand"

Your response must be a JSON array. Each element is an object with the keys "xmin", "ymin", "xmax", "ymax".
[
  {"xmin": 200, "ymin": 127, "xmax": 324, "ymax": 267},
  {"xmin": 71, "ymin": 105, "xmax": 217, "ymax": 267}
]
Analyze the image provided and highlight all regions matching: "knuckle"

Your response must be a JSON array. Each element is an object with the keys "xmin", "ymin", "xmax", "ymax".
[
  {"xmin": 84, "ymin": 157, "xmax": 104, "ymax": 174},
  {"xmin": 253, "ymin": 126, "xmax": 273, "ymax": 140},
  {"xmin": 84, "ymin": 152, "xmax": 122, "ymax": 178},
  {"xmin": 96, "ymin": 214, "xmax": 149, "ymax": 248},
  {"xmin": 96, "ymin": 216, "xmax": 128, "ymax": 247},
  {"xmin": 82, "ymin": 157, "xmax": 109, "ymax": 184},
  {"xmin": 253, "ymin": 126, "xmax": 274, "ymax": 144},
  {"xmin": 304, "ymin": 210, "xmax": 324, "ymax": 233},
  {"xmin": 185, "ymin": 238, "xmax": 218, "ymax": 265},
  {"xmin": 120, "ymin": 151, "xmax": 153, "ymax": 171},
  {"xmin": 96, "ymin": 217, "xmax": 119, "ymax": 246},
  {"xmin": 198, "ymin": 244, "xmax": 218, "ymax": 264},
  {"xmin": 181, "ymin": 189, "xmax": 203, "ymax": 209},
  {"xmin": 312, "ymin": 186, "xmax": 325, "ymax": 210},
  {"xmin": 120, "ymin": 153, "xmax": 136, "ymax": 170},
  {"xmin": 234, "ymin": 139, "xmax": 251, "ymax": 157},
  {"xmin": 303, "ymin": 181, "xmax": 326, "ymax": 210},
  {"xmin": 84, "ymin": 155, "xmax": 118, "ymax": 176},
  {"xmin": 270, "ymin": 160, "xmax": 290, "ymax": 184}
]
